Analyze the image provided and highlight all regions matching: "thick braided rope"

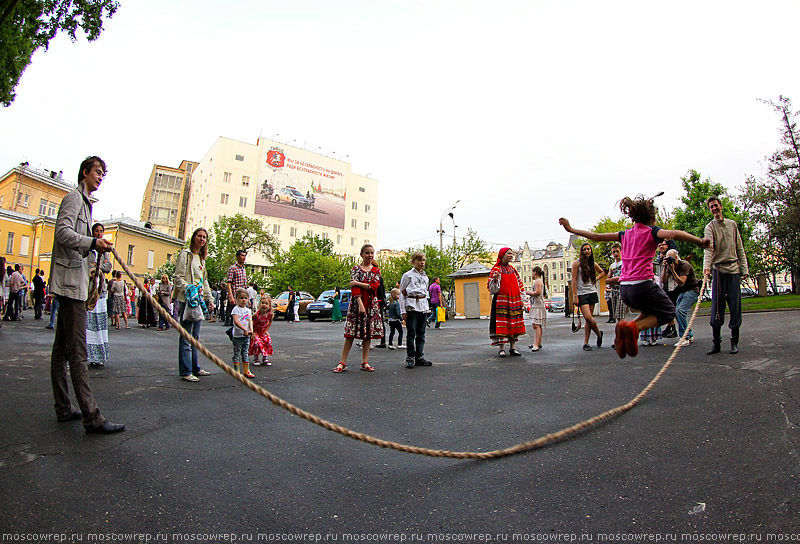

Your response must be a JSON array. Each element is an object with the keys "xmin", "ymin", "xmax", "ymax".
[{"xmin": 111, "ymin": 247, "xmax": 706, "ymax": 459}]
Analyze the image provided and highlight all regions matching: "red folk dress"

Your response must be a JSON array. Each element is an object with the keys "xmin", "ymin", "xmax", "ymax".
[
  {"xmin": 488, "ymin": 264, "xmax": 526, "ymax": 342},
  {"xmin": 249, "ymin": 311, "xmax": 274, "ymax": 357},
  {"xmin": 344, "ymin": 265, "xmax": 384, "ymax": 340}
]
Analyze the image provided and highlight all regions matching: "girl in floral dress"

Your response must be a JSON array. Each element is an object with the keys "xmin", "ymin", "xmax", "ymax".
[
  {"xmin": 333, "ymin": 244, "xmax": 384, "ymax": 373},
  {"xmin": 250, "ymin": 296, "xmax": 274, "ymax": 366}
]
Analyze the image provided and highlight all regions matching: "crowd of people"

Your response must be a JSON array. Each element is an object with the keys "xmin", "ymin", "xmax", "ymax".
[{"xmin": 0, "ymin": 155, "xmax": 751, "ymax": 436}]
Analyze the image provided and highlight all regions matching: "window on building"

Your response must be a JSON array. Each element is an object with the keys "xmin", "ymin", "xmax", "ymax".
[
  {"xmin": 235, "ymin": 154, "xmax": 244, "ymax": 161},
  {"xmin": 322, "ymin": 232, "xmax": 329, "ymax": 239},
  {"xmin": 351, "ymin": 237, "xmax": 355, "ymax": 246},
  {"xmin": 39, "ymin": 199, "xmax": 48, "ymax": 215},
  {"xmin": 147, "ymin": 250, "xmax": 155, "ymax": 269},
  {"xmin": 220, "ymin": 193, "xmax": 229, "ymax": 204},
  {"xmin": 239, "ymin": 196, "xmax": 247, "ymax": 208},
  {"xmin": 364, "ymin": 204, "xmax": 371, "ymax": 214},
  {"xmin": 364, "ymin": 222, "xmax": 370, "ymax": 231},
  {"xmin": 307, "ymin": 230, "xmax": 313, "ymax": 237},
  {"xmin": 560, "ymin": 273, "xmax": 564, "ymax": 280},
  {"xmin": 6, "ymin": 232, "xmax": 14, "ymax": 253},
  {"xmin": 352, "ymin": 201, "xmax": 358, "ymax": 210},
  {"xmin": 290, "ymin": 227, "xmax": 297, "ymax": 237},
  {"xmin": 19, "ymin": 235, "xmax": 30, "ymax": 256},
  {"xmin": 223, "ymin": 171, "xmax": 231, "ymax": 183},
  {"xmin": 359, "ymin": 187, "xmax": 365, "ymax": 192},
  {"xmin": 166, "ymin": 253, "xmax": 172, "ymax": 263},
  {"xmin": 47, "ymin": 202, "xmax": 56, "ymax": 216},
  {"xmin": 16, "ymin": 192, "xmax": 29, "ymax": 208},
  {"xmin": 351, "ymin": 219, "xmax": 357, "ymax": 228},
  {"xmin": 242, "ymin": 175, "xmax": 250, "ymax": 187},
  {"xmin": 0, "ymin": 195, "xmax": 4, "ymax": 206},
  {"xmin": 560, "ymin": 261, "xmax": 564, "ymax": 268},
  {"xmin": 127, "ymin": 245, "xmax": 135, "ymax": 265},
  {"xmin": 273, "ymin": 224, "xmax": 280, "ymax": 235},
  {"xmin": 337, "ymin": 235, "xmax": 342, "ymax": 244}
]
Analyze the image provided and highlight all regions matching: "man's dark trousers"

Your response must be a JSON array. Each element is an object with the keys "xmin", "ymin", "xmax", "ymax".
[{"xmin": 50, "ymin": 296, "xmax": 104, "ymax": 428}]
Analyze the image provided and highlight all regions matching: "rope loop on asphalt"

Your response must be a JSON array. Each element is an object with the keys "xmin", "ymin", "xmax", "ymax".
[{"xmin": 111, "ymin": 247, "xmax": 707, "ymax": 459}]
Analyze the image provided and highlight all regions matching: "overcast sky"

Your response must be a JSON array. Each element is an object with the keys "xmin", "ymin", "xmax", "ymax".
[{"xmin": 1, "ymin": 1, "xmax": 797, "ymax": 252}]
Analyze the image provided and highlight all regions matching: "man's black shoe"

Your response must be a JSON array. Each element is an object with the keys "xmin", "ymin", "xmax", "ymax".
[
  {"xmin": 707, "ymin": 343, "xmax": 721, "ymax": 355},
  {"xmin": 415, "ymin": 358, "xmax": 433, "ymax": 366},
  {"xmin": 57, "ymin": 411, "xmax": 82, "ymax": 422},
  {"xmin": 86, "ymin": 421, "xmax": 126, "ymax": 434},
  {"xmin": 375, "ymin": 343, "xmax": 387, "ymax": 348},
  {"xmin": 730, "ymin": 341, "xmax": 739, "ymax": 354},
  {"xmin": 663, "ymin": 326, "xmax": 677, "ymax": 338}
]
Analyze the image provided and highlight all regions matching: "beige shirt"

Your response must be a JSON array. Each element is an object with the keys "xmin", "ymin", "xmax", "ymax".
[
  {"xmin": 703, "ymin": 218, "xmax": 748, "ymax": 276},
  {"xmin": 173, "ymin": 249, "xmax": 212, "ymax": 304}
]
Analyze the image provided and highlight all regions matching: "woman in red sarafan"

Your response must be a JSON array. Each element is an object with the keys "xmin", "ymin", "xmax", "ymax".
[
  {"xmin": 333, "ymin": 244, "xmax": 384, "ymax": 373},
  {"xmin": 488, "ymin": 247, "xmax": 526, "ymax": 357}
]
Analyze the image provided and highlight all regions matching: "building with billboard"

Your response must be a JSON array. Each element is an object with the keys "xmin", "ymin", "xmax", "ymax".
[
  {"xmin": 139, "ymin": 160, "xmax": 196, "ymax": 239},
  {"xmin": 184, "ymin": 136, "xmax": 378, "ymax": 268}
]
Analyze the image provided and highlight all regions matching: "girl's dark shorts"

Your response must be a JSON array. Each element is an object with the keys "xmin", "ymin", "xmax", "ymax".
[
  {"xmin": 577, "ymin": 292, "xmax": 599, "ymax": 306},
  {"xmin": 620, "ymin": 281, "xmax": 675, "ymax": 326}
]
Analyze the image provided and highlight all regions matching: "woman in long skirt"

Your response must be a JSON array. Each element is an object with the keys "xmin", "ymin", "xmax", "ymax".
[
  {"xmin": 137, "ymin": 277, "xmax": 157, "ymax": 328},
  {"xmin": 488, "ymin": 247, "xmax": 526, "ymax": 357},
  {"xmin": 87, "ymin": 223, "xmax": 113, "ymax": 366},
  {"xmin": 331, "ymin": 287, "xmax": 342, "ymax": 322}
]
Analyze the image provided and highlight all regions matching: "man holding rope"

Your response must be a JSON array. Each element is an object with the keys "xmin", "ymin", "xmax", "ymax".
[
  {"xmin": 703, "ymin": 196, "xmax": 748, "ymax": 355},
  {"xmin": 49, "ymin": 156, "xmax": 125, "ymax": 434}
]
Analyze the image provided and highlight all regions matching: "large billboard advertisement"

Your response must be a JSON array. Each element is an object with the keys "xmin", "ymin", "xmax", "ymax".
[{"xmin": 254, "ymin": 140, "xmax": 347, "ymax": 229}]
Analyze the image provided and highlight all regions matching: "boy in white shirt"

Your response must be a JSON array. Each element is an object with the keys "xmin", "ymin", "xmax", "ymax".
[{"xmin": 399, "ymin": 252, "xmax": 433, "ymax": 369}]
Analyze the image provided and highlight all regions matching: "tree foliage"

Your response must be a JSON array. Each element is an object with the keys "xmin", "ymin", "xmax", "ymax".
[
  {"xmin": 672, "ymin": 169, "xmax": 752, "ymax": 271},
  {"xmin": 1, "ymin": 0, "xmax": 120, "ymax": 106},
  {"xmin": 739, "ymin": 96, "xmax": 800, "ymax": 293},
  {"xmin": 266, "ymin": 235, "xmax": 355, "ymax": 297},
  {"xmin": 206, "ymin": 213, "xmax": 278, "ymax": 286}
]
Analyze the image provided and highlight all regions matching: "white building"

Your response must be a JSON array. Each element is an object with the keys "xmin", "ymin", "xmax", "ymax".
[{"xmin": 184, "ymin": 136, "xmax": 378, "ymax": 268}]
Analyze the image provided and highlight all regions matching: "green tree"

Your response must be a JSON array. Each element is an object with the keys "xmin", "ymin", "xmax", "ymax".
[
  {"xmin": 1, "ymin": 0, "xmax": 120, "ymax": 106},
  {"xmin": 581, "ymin": 216, "xmax": 632, "ymax": 269},
  {"xmin": 673, "ymin": 169, "xmax": 752, "ymax": 271},
  {"xmin": 450, "ymin": 227, "xmax": 493, "ymax": 270},
  {"xmin": 267, "ymin": 235, "xmax": 354, "ymax": 296},
  {"xmin": 206, "ymin": 214, "xmax": 278, "ymax": 286},
  {"xmin": 739, "ymin": 96, "xmax": 800, "ymax": 293}
]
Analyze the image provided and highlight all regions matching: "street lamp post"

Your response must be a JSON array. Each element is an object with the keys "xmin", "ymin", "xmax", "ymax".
[{"xmin": 438, "ymin": 200, "xmax": 460, "ymax": 252}]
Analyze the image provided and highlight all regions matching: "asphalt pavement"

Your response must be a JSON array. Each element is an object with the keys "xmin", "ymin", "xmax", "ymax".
[{"xmin": 1, "ymin": 308, "xmax": 798, "ymax": 539}]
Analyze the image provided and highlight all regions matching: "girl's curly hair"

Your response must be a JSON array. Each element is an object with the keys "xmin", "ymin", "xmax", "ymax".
[{"xmin": 620, "ymin": 195, "xmax": 656, "ymax": 225}]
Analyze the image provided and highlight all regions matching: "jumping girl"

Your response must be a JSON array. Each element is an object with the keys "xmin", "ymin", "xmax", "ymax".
[{"xmin": 559, "ymin": 194, "xmax": 710, "ymax": 358}]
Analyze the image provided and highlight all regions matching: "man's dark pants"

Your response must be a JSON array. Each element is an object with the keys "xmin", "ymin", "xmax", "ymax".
[
  {"xmin": 710, "ymin": 269, "xmax": 742, "ymax": 342},
  {"xmin": 406, "ymin": 310, "xmax": 427, "ymax": 360},
  {"xmin": 34, "ymin": 293, "xmax": 44, "ymax": 319},
  {"xmin": 50, "ymin": 296, "xmax": 104, "ymax": 428}
]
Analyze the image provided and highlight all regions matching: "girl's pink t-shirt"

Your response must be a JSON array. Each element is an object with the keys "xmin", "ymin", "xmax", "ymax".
[{"xmin": 618, "ymin": 223, "xmax": 662, "ymax": 282}]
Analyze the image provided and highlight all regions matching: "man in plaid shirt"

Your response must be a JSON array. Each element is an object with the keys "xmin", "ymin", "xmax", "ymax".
[{"xmin": 225, "ymin": 250, "xmax": 248, "ymax": 326}]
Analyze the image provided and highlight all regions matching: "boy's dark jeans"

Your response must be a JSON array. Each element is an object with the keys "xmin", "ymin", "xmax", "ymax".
[{"xmin": 405, "ymin": 310, "xmax": 426, "ymax": 360}]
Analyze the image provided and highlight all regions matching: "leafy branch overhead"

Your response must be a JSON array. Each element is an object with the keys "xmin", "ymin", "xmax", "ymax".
[{"xmin": 0, "ymin": 0, "xmax": 120, "ymax": 106}]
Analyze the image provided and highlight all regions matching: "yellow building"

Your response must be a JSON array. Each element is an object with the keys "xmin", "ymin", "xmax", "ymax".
[
  {"xmin": 139, "ymin": 160, "xmax": 196, "ymax": 239},
  {"xmin": 0, "ymin": 208, "xmax": 56, "ymax": 278},
  {"xmin": 0, "ymin": 163, "xmax": 91, "ymax": 279},
  {"xmin": 95, "ymin": 216, "xmax": 186, "ymax": 278},
  {"xmin": 448, "ymin": 262, "xmax": 492, "ymax": 319},
  {"xmin": 0, "ymin": 163, "xmax": 90, "ymax": 217}
]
